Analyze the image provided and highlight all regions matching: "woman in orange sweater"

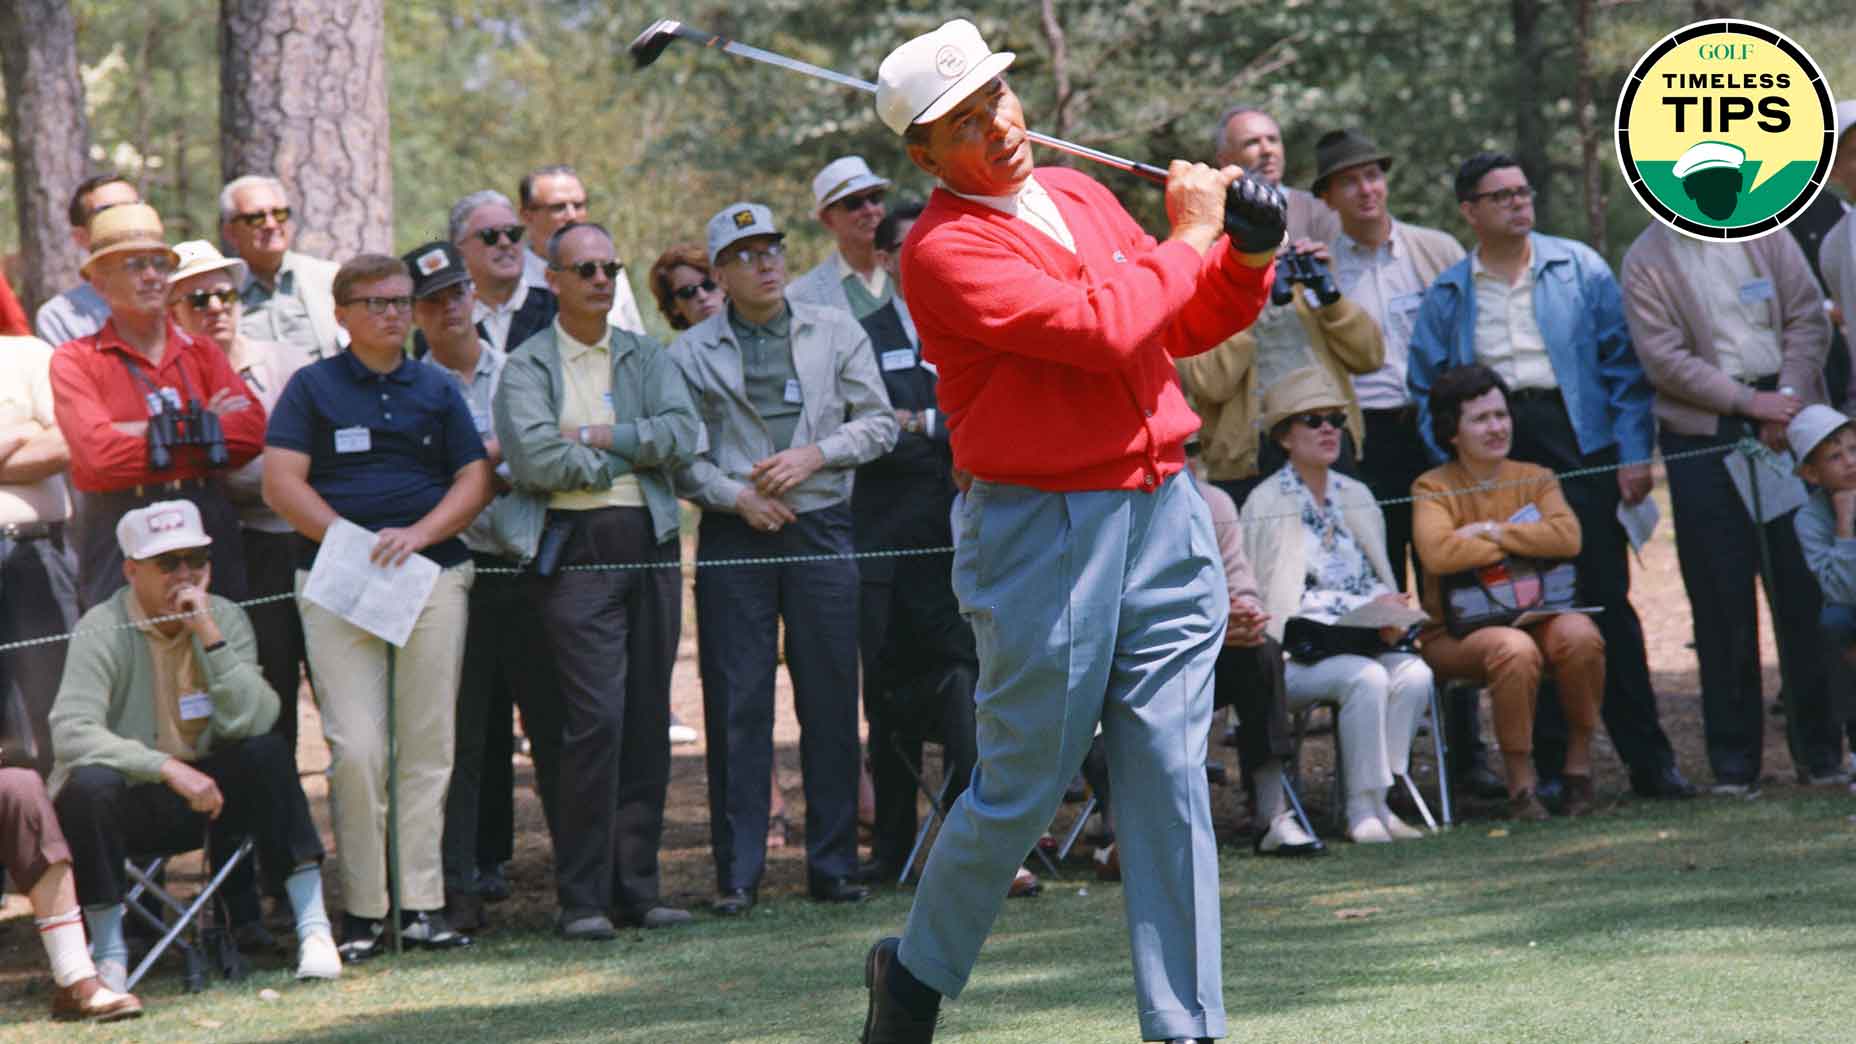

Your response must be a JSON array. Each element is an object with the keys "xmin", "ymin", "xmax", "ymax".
[{"xmin": 1412, "ymin": 364, "xmax": 1605, "ymax": 820}]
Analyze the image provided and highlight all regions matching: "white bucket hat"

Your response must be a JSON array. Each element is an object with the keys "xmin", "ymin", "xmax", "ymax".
[
  {"xmin": 875, "ymin": 19, "xmax": 1015, "ymax": 136},
  {"xmin": 812, "ymin": 157, "xmax": 891, "ymax": 212}
]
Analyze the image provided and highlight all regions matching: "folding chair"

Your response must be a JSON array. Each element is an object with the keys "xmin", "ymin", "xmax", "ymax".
[
  {"xmin": 1288, "ymin": 681, "xmax": 1452, "ymax": 832},
  {"xmin": 893, "ymin": 730, "xmax": 958, "ymax": 885},
  {"xmin": 122, "ymin": 828, "xmax": 256, "ymax": 992}
]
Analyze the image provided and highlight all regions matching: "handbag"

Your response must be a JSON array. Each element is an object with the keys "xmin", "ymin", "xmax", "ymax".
[
  {"xmin": 1282, "ymin": 616, "xmax": 1390, "ymax": 664},
  {"xmin": 1440, "ymin": 556, "xmax": 1578, "ymax": 638}
]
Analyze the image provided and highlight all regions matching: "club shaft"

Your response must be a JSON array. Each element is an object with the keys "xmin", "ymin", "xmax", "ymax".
[{"xmin": 694, "ymin": 29, "xmax": 1167, "ymax": 187}]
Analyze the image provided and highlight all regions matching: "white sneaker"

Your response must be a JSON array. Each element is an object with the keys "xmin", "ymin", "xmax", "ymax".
[
  {"xmin": 1381, "ymin": 812, "xmax": 1425, "ymax": 841},
  {"xmin": 668, "ymin": 721, "xmax": 698, "ymax": 745},
  {"xmin": 295, "ymin": 932, "xmax": 342, "ymax": 980},
  {"xmin": 1254, "ymin": 812, "xmax": 1323, "ymax": 856},
  {"xmin": 1347, "ymin": 817, "xmax": 1393, "ymax": 844}
]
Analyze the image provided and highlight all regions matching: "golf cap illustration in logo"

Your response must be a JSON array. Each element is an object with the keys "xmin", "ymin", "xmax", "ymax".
[{"xmin": 1615, "ymin": 19, "xmax": 1835, "ymax": 241}]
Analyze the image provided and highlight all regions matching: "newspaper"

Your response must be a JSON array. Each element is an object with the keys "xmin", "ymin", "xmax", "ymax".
[
  {"xmin": 1617, "ymin": 496, "xmax": 1661, "ymax": 558},
  {"xmin": 300, "ymin": 518, "xmax": 440, "ymax": 647},
  {"xmin": 1334, "ymin": 601, "xmax": 1430, "ymax": 630},
  {"xmin": 1724, "ymin": 444, "xmax": 1807, "ymax": 525}
]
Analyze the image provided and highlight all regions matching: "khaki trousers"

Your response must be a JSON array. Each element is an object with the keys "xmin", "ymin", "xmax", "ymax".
[{"xmin": 296, "ymin": 563, "xmax": 473, "ymax": 918}]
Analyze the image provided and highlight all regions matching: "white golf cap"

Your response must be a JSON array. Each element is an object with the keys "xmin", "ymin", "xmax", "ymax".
[
  {"xmin": 875, "ymin": 19, "xmax": 1015, "ymax": 137},
  {"xmin": 812, "ymin": 157, "xmax": 891, "ymax": 212},
  {"xmin": 1838, "ymin": 100, "xmax": 1856, "ymax": 141},
  {"xmin": 705, "ymin": 202, "xmax": 784, "ymax": 264},
  {"xmin": 169, "ymin": 240, "xmax": 248, "ymax": 287},
  {"xmin": 117, "ymin": 500, "xmax": 212, "ymax": 561},
  {"xmin": 1671, "ymin": 140, "xmax": 1745, "ymax": 180},
  {"xmin": 1788, "ymin": 404, "xmax": 1854, "ymax": 472}
]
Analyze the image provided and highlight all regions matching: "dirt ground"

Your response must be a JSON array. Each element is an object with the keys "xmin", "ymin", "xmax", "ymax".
[{"xmin": 0, "ymin": 480, "xmax": 1829, "ymax": 996}]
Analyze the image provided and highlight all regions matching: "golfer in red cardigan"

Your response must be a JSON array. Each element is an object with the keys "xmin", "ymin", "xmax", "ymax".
[{"xmin": 857, "ymin": 20, "xmax": 1284, "ymax": 1044}]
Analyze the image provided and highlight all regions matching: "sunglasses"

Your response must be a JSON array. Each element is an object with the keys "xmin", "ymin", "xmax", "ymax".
[
  {"xmin": 835, "ymin": 190, "xmax": 886, "ymax": 212},
  {"xmin": 233, "ymin": 206, "xmax": 291, "ymax": 227},
  {"xmin": 342, "ymin": 295, "xmax": 414, "ymax": 315},
  {"xmin": 148, "ymin": 548, "xmax": 210, "ymax": 573},
  {"xmin": 182, "ymin": 288, "xmax": 239, "ymax": 310},
  {"xmin": 472, "ymin": 224, "xmax": 525, "ymax": 247},
  {"xmin": 554, "ymin": 260, "xmax": 622, "ymax": 280},
  {"xmin": 671, "ymin": 278, "xmax": 718, "ymax": 301},
  {"xmin": 1296, "ymin": 411, "xmax": 1348, "ymax": 431}
]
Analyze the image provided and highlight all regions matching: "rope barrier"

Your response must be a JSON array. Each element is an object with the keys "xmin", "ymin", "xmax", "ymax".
[{"xmin": 0, "ymin": 438, "xmax": 1787, "ymax": 655}]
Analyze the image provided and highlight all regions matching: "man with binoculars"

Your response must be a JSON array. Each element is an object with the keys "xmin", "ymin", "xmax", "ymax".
[{"xmin": 49, "ymin": 204, "xmax": 266, "ymax": 610}]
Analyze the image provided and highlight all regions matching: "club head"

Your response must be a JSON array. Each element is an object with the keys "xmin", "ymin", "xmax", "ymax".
[{"xmin": 628, "ymin": 19, "xmax": 684, "ymax": 69}]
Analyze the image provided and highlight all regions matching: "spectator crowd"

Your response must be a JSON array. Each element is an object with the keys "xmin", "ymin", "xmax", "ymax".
[{"xmin": 6, "ymin": 81, "xmax": 1856, "ymax": 1027}]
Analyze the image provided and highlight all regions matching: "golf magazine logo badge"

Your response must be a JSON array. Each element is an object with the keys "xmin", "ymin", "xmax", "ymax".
[{"xmin": 1615, "ymin": 19, "xmax": 1835, "ymax": 240}]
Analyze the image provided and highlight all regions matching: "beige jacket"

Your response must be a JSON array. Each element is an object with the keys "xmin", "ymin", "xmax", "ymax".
[
  {"xmin": 1177, "ymin": 295, "xmax": 1383, "ymax": 482},
  {"xmin": 1238, "ymin": 466, "xmax": 1396, "ymax": 642},
  {"xmin": 1620, "ymin": 223, "xmax": 1830, "ymax": 435}
]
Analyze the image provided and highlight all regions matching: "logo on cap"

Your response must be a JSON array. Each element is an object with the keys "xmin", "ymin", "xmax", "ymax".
[
  {"xmin": 1615, "ymin": 19, "xmax": 1835, "ymax": 240},
  {"xmin": 146, "ymin": 509, "xmax": 186, "ymax": 533},
  {"xmin": 732, "ymin": 209, "xmax": 755, "ymax": 229},
  {"xmin": 416, "ymin": 248, "xmax": 447, "ymax": 276},
  {"xmin": 934, "ymin": 45, "xmax": 967, "ymax": 80}
]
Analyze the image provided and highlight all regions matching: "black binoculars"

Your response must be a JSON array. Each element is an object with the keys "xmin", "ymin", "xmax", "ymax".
[
  {"xmin": 1269, "ymin": 248, "xmax": 1342, "ymax": 309},
  {"xmin": 146, "ymin": 399, "xmax": 228, "ymax": 471}
]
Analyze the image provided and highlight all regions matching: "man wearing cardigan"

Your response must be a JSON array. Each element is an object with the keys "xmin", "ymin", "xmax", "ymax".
[
  {"xmin": 856, "ymin": 20, "xmax": 1283, "ymax": 1044},
  {"xmin": 1622, "ymin": 221, "xmax": 1844, "ymax": 791}
]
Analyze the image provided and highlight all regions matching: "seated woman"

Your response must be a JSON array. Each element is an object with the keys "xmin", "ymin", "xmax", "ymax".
[
  {"xmin": 1240, "ymin": 368, "xmax": 1433, "ymax": 843},
  {"xmin": 1412, "ymin": 364, "xmax": 1605, "ymax": 820}
]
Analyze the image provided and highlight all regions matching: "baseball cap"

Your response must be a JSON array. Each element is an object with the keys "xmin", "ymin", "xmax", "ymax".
[
  {"xmin": 1788, "ymin": 404, "xmax": 1853, "ymax": 472},
  {"xmin": 117, "ymin": 500, "xmax": 212, "ymax": 561},
  {"xmin": 812, "ymin": 157, "xmax": 891, "ymax": 212},
  {"xmin": 706, "ymin": 203, "xmax": 784, "ymax": 264},
  {"xmin": 875, "ymin": 19, "xmax": 1016, "ymax": 136},
  {"xmin": 402, "ymin": 241, "xmax": 471, "ymax": 299}
]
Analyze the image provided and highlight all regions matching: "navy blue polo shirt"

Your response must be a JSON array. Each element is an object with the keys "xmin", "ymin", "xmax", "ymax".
[{"xmin": 266, "ymin": 348, "xmax": 486, "ymax": 567}]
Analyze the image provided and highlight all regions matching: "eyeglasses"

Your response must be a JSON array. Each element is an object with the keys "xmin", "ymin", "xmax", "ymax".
[
  {"xmin": 341, "ymin": 295, "xmax": 414, "ymax": 315},
  {"xmin": 1295, "ymin": 411, "xmax": 1348, "ymax": 431},
  {"xmin": 530, "ymin": 198, "xmax": 587, "ymax": 217},
  {"xmin": 472, "ymin": 225, "xmax": 525, "ymax": 247},
  {"xmin": 720, "ymin": 243, "xmax": 785, "ymax": 267},
  {"xmin": 147, "ymin": 548, "xmax": 210, "ymax": 573},
  {"xmin": 232, "ymin": 206, "xmax": 292, "ymax": 227},
  {"xmin": 834, "ymin": 190, "xmax": 886, "ymax": 212},
  {"xmin": 182, "ymin": 288, "xmax": 238, "ymax": 310},
  {"xmin": 671, "ymin": 278, "xmax": 718, "ymax": 301},
  {"xmin": 553, "ymin": 260, "xmax": 622, "ymax": 280},
  {"xmin": 1468, "ymin": 185, "xmax": 1534, "ymax": 206},
  {"xmin": 118, "ymin": 254, "xmax": 176, "ymax": 275}
]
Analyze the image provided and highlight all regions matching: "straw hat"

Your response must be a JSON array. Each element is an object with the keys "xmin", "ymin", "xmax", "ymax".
[
  {"xmin": 1259, "ymin": 367, "xmax": 1348, "ymax": 433},
  {"xmin": 82, "ymin": 203, "xmax": 178, "ymax": 276}
]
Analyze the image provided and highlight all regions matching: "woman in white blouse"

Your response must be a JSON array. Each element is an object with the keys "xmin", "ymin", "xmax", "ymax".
[{"xmin": 1239, "ymin": 368, "xmax": 1433, "ymax": 843}]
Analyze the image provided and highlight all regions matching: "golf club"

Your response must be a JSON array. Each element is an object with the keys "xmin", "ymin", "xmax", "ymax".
[{"xmin": 628, "ymin": 19, "xmax": 1173, "ymax": 187}]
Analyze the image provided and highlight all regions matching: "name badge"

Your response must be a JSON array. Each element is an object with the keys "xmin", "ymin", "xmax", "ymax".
[
  {"xmin": 177, "ymin": 691, "xmax": 213, "ymax": 721},
  {"xmin": 334, "ymin": 426, "xmax": 372, "ymax": 454},
  {"xmin": 1740, "ymin": 278, "xmax": 1775, "ymax": 304},
  {"xmin": 783, "ymin": 378, "xmax": 803, "ymax": 405},
  {"xmin": 881, "ymin": 349, "xmax": 916, "ymax": 372}
]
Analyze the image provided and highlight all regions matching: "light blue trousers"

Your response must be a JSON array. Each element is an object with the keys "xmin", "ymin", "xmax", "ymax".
[{"xmin": 898, "ymin": 471, "xmax": 1228, "ymax": 1042}]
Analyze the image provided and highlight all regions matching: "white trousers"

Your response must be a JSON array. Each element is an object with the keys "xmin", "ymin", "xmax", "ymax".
[{"xmin": 1284, "ymin": 651, "xmax": 1432, "ymax": 794}]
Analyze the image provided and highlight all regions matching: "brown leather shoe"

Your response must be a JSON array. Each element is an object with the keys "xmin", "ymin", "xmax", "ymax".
[
  {"xmin": 1007, "ymin": 867, "xmax": 1042, "ymax": 898},
  {"xmin": 1561, "ymin": 774, "xmax": 1596, "ymax": 817},
  {"xmin": 1507, "ymin": 788, "xmax": 1551, "ymax": 822},
  {"xmin": 50, "ymin": 976, "xmax": 143, "ymax": 1022}
]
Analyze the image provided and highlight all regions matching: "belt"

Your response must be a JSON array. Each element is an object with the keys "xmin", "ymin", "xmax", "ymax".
[
  {"xmin": 1508, "ymin": 386, "xmax": 1563, "ymax": 404},
  {"xmin": 0, "ymin": 520, "xmax": 61, "ymax": 541},
  {"xmin": 1738, "ymin": 374, "xmax": 1781, "ymax": 392},
  {"xmin": 128, "ymin": 476, "xmax": 210, "ymax": 498}
]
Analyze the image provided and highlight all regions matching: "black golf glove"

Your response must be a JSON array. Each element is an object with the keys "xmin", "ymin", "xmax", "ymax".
[{"xmin": 1223, "ymin": 175, "xmax": 1288, "ymax": 254}]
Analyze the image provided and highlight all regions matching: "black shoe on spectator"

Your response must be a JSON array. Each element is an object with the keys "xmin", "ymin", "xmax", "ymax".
[
  {"xmin": 401, "ymin": 910, "xmax": 472, "ymax": 951},
  {"xmin": 617, "ymin": 905, "xmax": 692, "ymax": 930},
  {"xmin": 861, "ymin": 937, "xmax": 938, "ymax": 1043},
  {"xmin": 713, "ymin": 888, "xmax": 756, "ymax": 917},
  {"xmin": 336, "ymin": 914, "xmax": 385, "ymax": 962},
  {"xmin": 811, "ymin": 877, "xmax": 871, "ymax": 904},
  {"xmin": 445, "ymin": 888, "xmax": 487, "ymax": 933},
  {"xmin": 1630, "ymin": 763, "xmax": 1697, "ymax": 799},
  {"xmin": 475, "ymin": 864, "xmax": 511, "ymax": 902}
]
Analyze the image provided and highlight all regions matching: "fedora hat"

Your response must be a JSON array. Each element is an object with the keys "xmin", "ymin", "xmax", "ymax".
[
  {"xmin": 1310, "ymin": 129, "xmax": 1393, "ymax": 196},
  {"xmin": 1260, "ymin": 367, "xmax": 1348, "ymax": 433},
  {"xmin": 169, "ymin": 240, "xmax": 248, "ymax": 287},
  {"xmin": 82, "ymin": 203, "xmax": 177, "ymax": 276}
]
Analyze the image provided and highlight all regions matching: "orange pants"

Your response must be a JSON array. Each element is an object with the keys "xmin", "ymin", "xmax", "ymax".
[{"xmin": 1421, "ymin": 614, "xmax": 1605, "ymax": 755}]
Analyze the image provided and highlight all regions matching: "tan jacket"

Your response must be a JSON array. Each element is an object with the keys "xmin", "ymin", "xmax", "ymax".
[
  {"xmin": 1176, "ymin": 295, "xmax": 1383, "ymax": 482},
  {"xmin": 1620, "ymin": 223, "xmax": 1830, "ymax": 436},
  {"xmin": 1238, "ymin": 466, "xmax": 1396, "ymax": 642},
  {"xmin": 1409, "ymin": 459, "xmax": 1582, "ymax": 635}
]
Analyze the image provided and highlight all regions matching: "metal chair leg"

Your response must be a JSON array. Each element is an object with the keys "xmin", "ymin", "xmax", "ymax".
[{"xmin": 1430, "ymin": 682, "xmax": 1454, "ymax": 826}]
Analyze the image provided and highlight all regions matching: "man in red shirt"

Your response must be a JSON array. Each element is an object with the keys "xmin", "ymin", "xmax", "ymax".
[
  {"xmin": 857, "ymin": 20, "xmax": 1283, "ymax": 1044},
  {"xmin": 49, "ymin": 204, "xmax": 264, "ymax": 608}
]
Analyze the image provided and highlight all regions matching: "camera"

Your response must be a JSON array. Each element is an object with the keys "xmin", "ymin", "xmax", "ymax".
[
  {"xmin": 1269, "ymin": 248, "xmax": 1342, "ymax": 309},
  {"xmin": 146, "ymin": 398, "xmax": 228, "ymax": 471}
]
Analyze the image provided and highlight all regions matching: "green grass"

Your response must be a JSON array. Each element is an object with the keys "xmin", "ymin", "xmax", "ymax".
[{"xmin": 5, "ymin": 792, "xmax": 1856, "ymax": 1042}]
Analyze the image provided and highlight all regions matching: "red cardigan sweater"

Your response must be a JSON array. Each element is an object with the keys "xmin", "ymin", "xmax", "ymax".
[{"xmin": 902, "ymin": 166, "xmax": 1272, "ymax": 492}]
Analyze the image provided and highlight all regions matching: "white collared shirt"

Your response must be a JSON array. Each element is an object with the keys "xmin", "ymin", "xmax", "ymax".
[
  {"xmin": 1470, "ymin": 244, "xmax": 1556, "ymax": 391},
  {"xmin": 471, "ymin": 281, "xmax": 530, "ymax": 353},
  {"xmin": 950, "ymin": 175, "xmax": 1076, "ymax": 254},
  {"xmin": 1332, "ymin": 221, "xmax": 1431, "ymax": 409}
]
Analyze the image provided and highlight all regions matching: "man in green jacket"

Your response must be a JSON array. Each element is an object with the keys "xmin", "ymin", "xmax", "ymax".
[{"xmin": 49, "ymin": 500, "xmax": 338, "ymax": 986}]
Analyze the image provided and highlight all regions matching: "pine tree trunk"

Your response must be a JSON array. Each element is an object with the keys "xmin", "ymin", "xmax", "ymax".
[
  {"xmin": 219, "ymin": 0, "xmax": 392, "ymax": 260},
  {"xmin": 0, "ymin": 0, "xmax": 94, "ymax": 321}
]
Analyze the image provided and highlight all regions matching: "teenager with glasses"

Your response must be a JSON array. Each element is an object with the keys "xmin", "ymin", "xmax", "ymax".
[
  {"xmin": 218, "ymin": 175, "xmax": 342, "ymax": 365},
  {"xmin": 1238, "ymin": 367, "xmax": 1432, "ymax": 844},
  {"xmin": 450, "ymin": 190, "xmax": 558, "ymax": 354},
  {"xmin": 790, "ymin": 156, "xmax": 899, "ymax": 321}
]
